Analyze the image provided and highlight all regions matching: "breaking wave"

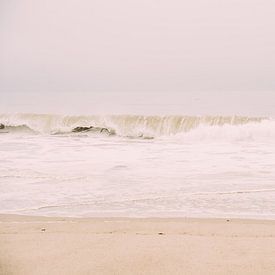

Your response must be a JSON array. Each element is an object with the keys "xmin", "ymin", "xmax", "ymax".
[{"xmin": 0, "ymin": 113, "xmax": 274, "ymax": 141}]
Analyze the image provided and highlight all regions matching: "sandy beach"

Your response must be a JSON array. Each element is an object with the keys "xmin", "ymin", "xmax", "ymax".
[{"xmin": 0, "ymin": 215, "xmax": 274, "ymax": 275}]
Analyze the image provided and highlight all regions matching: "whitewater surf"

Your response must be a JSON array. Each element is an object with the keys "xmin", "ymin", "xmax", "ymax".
[
  {"xmin": 0, "ymin": 113, "xmax": 275, "ymax": 219},
  {"xmin": 0, "ymin": 113, "xmax": 270, "ymax": 138}
]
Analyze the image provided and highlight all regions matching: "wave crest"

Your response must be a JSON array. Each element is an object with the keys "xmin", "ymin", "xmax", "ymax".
[{"xmin": 0, "ymin": 113, "xmax": 271, "ymax": 140}]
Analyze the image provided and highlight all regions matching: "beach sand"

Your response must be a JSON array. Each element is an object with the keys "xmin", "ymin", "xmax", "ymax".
[{"xmin": 0, "ymin": 215, "xmax": 275, "ymax": 275}]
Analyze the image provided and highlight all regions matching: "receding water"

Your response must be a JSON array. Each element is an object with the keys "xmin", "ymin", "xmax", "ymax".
[{"xmin": 0, "ymin": 113, "xmax": 275, "ymax": 218}]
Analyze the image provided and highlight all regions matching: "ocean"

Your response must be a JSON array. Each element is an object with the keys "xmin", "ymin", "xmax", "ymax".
[{"xmin": 1, "ymin": 112, "xmax": 275, "ymax": 218}]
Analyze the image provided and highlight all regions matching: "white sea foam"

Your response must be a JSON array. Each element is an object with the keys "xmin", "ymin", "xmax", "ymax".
[{"xmin": 0, "ymin": 113, "xmax": 275, "ymax": 219}]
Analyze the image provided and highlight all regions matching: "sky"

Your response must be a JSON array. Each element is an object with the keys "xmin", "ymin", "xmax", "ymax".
[{"xmin": 0, "ymin": 0, "xmax": 274, "ymax": 115}]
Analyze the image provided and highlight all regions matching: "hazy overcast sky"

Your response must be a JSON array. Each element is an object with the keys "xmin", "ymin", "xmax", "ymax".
[{"xmin": 0, "ymin": 0, "xmax": 274, "ymax": 114}]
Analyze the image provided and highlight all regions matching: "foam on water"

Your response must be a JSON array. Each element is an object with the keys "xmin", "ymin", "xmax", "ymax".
[{"xmin": 0, "ymin": 113, "xmax": 275, "ymax": 219}]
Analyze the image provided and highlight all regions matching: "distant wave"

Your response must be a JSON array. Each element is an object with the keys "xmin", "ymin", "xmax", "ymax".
[{"xmin": 0, "ymin": 113, "xmax": 273, "ymax": 140}]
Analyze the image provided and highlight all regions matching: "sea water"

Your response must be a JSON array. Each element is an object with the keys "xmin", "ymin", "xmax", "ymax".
[{"xmin": 0, "ymin": 113, "xmax": 275, "ymax": 218}]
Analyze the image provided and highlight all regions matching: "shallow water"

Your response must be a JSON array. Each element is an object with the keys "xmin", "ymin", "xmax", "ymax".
[{"xmin": 0, "ymin": 114, "xmax": 275, "ymax": 219}]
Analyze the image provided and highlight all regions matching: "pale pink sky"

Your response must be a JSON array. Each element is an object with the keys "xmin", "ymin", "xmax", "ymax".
[{"xmin": 0, "ymin": 0, "xmax": 274, "ymax": 114}]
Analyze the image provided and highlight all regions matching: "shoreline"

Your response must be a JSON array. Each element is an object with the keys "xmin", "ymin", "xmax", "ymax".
[
  {"xmin": 1, "ymin": 212, "xmax": 275, "ymax": 221},
  {"xmin": 1, "ymin": 214, "xmax": 275, "ymax": 275}
]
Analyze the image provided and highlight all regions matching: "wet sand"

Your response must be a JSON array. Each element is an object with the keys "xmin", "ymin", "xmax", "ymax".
[{"xmin": 0, "ymin": 215, "xmax": 275, "ymax": 275}]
